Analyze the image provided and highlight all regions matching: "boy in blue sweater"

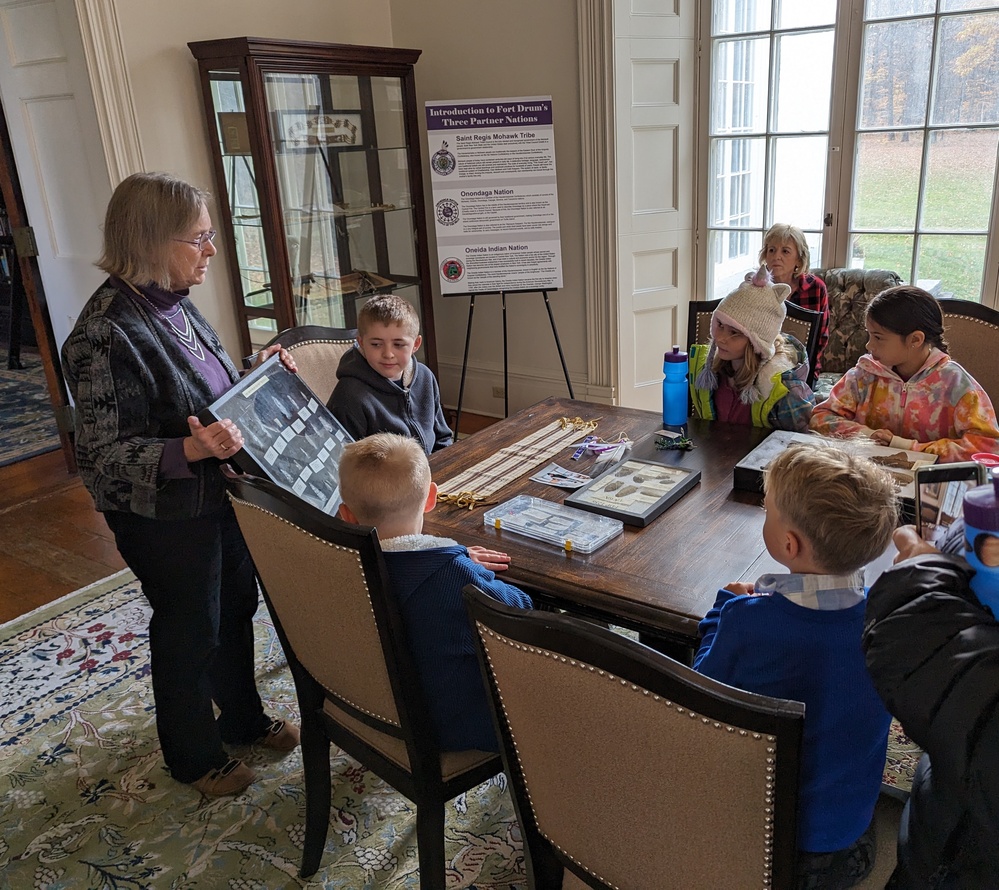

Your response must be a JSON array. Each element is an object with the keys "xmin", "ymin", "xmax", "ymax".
[
  {"xmin": 694, "ymin": 443, "xmax": 898, "ymax": 889},
  {"xmin": 337, "ymin": 432, "xmax": 532, "ymax": 752}
]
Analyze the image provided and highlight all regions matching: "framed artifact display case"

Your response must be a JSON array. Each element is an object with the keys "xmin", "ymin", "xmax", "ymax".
[
  {"xmin": 188, "ymin": 37, "xmax": 437, "ymax": 370},
  {"xmin": 564, "ymin": 459, "xmax": 701, "ymax": 527}
]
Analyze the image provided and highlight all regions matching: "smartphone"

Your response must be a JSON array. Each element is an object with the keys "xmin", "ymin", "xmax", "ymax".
[{"xmin": 914, "ymin": 462, "xmax": 989, "ymax": 543}]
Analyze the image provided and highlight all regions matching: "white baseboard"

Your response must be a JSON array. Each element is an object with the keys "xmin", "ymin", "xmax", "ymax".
[{"xmin": 438, "ymin": 359, "xmax": 615, "ymax": 415}]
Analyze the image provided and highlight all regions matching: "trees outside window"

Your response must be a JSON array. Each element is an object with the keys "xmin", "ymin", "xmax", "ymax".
[{"xmin": 703, "ymin": 0, "xmax": 999, "ymax": 305}]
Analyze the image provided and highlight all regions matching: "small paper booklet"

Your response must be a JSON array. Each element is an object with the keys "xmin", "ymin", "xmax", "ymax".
[{"xmin": 530, "ymin": 463, "xmax": 592, "ymax": 489}]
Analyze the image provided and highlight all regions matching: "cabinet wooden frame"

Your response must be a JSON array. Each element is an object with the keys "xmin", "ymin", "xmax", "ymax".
[{"xmin": 188, "ymin": 37, "xmax": 437, "ymax": 371}]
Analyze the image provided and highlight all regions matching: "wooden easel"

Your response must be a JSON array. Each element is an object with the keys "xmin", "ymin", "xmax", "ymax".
[{"xmin": 453, "ymin": 288, "xmax": 574, "ymax": 433}]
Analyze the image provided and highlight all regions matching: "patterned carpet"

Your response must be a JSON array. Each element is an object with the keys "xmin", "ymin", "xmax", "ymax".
[
  {"xmin": 0, "ymin": 571, "xmax": 919, "ymax": 889},
  {"xmin": 0, "ymin": 353, "xmax": 60, "ymax": 467},
  {"xmin": 0, "ymin": 571, "xmax": 525, "ymax": 889}
]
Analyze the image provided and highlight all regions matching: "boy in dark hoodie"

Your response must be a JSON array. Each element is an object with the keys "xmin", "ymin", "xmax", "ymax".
[
  {"xmin": 337, "ymin": 432, "xmax": 531, "ymax": 751},
  {"xmin": 327, "ymin": 294, "xmax": 453, "ymax": 454}
]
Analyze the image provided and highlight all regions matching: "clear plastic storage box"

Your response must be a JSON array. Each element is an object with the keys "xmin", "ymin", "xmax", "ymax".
[{"xmin": 482, "ymin": 495, "xmax": 624, "ymax": 554}]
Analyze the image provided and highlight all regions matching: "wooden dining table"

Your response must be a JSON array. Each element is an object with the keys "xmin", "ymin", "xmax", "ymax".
[{"xmin": 426, "ymin": 396, "xmax": 782, "ymax": 653}]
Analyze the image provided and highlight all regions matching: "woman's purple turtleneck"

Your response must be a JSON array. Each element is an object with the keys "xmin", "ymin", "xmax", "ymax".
[{"xmin": 112, "ymin": 276, "xmax": 233, "ymax": 478}]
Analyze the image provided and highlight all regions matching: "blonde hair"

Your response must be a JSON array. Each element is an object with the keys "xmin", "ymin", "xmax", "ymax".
[
  {"xmin": 713, "ymin": 333, "xmax": 792, "ymax": 394},
  {"xmin": 759, "ymin": 224, "xmax": 811, "ymax": 277},
  {"xmin": 97, "ymin": 172, "xmax": 211, "ymax": 290},
  {"xmin": 338, "ymin": 433, "xmax": 431, "ymax": 527},
  {"xmin": 357, "ymin": 294, "xmax": 421, "ymax": 339},
  {"xmin": 764, "ymin": 443, "xmax": 898, "ymax": 574}
]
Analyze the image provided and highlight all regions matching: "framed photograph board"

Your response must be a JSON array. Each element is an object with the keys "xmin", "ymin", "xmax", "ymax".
[
  {"xmin": 564, "ymin": 458, "xmax": 701, "ymax": 527},
  {"xmin": 198, "ymin": 354, "xmax": 353, "ymax": 515}
]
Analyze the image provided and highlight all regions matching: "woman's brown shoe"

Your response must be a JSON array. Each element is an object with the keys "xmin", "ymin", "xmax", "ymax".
[
  {"xmin": 259, "ymin": 718, "xmax": 300, "ymax": 752},
  {"xmin": 190, "ymin": 758, "xmax": 257, "ymax": 797}
]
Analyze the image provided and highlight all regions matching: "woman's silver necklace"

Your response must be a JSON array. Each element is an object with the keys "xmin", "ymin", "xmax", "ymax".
[{"xmin": 125, "ymin": 280, "xmax": 206, "ymax": 361}]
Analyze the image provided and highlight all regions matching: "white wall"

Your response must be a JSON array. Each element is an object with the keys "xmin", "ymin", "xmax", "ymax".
[
  {"xmin": 113, "ymin": 0, "xmax": 394, "ymax": 355},
  {"xmin": 388, "ymin": 0, "xmax": 586, "ymax": 417}
]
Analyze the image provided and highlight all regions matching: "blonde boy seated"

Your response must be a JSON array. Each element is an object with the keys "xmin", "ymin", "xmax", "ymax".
[
  {"xmin": 337, "ymin": 433, "xmax": 531, "ymax": 752},
  {"xmin": 327, "ymin": 294, "xmax": 453, "ymax": 454},
  {"xmin": 693, "ymin": 444, "xmax": 898, "ymax": 889}
]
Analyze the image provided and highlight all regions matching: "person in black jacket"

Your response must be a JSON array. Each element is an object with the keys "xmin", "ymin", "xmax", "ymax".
[
  {"xmin": 63, "ymin": 173, "xmax": 300, "ymax": 797},
  {"xmin": 862, "ymin": 524, "xmax": 999, "ymax": 887}
]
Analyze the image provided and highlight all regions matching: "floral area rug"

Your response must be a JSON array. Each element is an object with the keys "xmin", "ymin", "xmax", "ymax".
[
  {"xmin": 0, "ymin": 571, "xmax": 525, "ymax": 890},
  {"xmin": 0, "ymin": 353, "xmax": 61, "ymax": 468}
]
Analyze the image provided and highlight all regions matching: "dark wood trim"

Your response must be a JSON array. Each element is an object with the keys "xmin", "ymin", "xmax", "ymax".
[{"xmin": 0, "ymin": 106, "xmax": 75, "ymax": 471}]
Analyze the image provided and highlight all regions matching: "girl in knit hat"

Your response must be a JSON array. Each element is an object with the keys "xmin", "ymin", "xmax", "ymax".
[{"xmin": 690, "ymin": 265, "xmax": 815, "ymax": 431}]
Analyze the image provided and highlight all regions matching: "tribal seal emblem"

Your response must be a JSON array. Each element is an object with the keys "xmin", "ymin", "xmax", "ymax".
[
  {"xmin": 441, "ymin": 257, "xmax": 465, "ymax": 282},
  {"xmin": 435, "ymin": 198, "xmax": 459, "ymax": 226},
  {"xmin": 431, "ymin": 140, "xmax": 457, "ymax": 176}
]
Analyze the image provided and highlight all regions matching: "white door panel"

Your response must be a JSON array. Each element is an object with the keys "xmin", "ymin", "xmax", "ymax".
[
  {"xmin": 614, "ymin": 5, "xmax": 694, "ymax": 411},
  {"xmin": 0, "ymin": 0, "xmax": 110, "ymax": 353}
]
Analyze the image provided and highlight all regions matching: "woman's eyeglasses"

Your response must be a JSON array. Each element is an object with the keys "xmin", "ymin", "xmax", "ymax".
[{"xmin": 174, "ymin": 229, "xmax": 217, "ymax": 250}]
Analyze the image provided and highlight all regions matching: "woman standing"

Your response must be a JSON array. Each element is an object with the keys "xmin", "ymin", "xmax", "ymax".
[
  {"xmin": 62, "ymin": 172, "xmax": 299, "ymax": 797},
  {"xmin": 759, "ymin": 223, "xmax": 830, "ymax": 373}
]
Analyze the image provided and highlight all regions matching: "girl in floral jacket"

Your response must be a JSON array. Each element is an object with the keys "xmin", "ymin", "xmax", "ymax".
[{"xmin": 810, "ymin": 286, "xmax": 999, "ymax": 462}]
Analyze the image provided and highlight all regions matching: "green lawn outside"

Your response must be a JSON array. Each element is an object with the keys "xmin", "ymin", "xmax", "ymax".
[{"xmin": 851, "ymin": 131, "xmax": 996, "ymax": 301}]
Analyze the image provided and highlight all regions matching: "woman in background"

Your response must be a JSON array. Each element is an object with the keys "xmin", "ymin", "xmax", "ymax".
[
  {"xmin": 759, "ymin": 223, "xmax": 830, "ymax": 373},
  {"xmin": 62, "ymin": 172, "xmax": 299, "ymax": 797}
]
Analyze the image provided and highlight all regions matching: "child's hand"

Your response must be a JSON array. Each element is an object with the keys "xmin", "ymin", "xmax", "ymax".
[
  {"xmin": 467, "ymin": 546, "xmax": 512, "ymax": 572},
  {"xmin": 870, "ymin": 429, "xmax": 894, "ymax": 446},
  {"xmin": 724, "ymin": 582, "xmax": 756, "ymax": 595},
  {"xmin": 892, "ymin": 525, "xmax": 940, "ymax": 563}
]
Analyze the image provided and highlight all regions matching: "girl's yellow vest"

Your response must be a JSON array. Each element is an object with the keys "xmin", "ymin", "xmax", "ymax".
[{"xmin": 688, "ymin": 343, "xmax": 789, "ymax": 429}]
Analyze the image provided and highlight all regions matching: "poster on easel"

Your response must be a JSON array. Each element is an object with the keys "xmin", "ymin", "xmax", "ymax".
[{"xmin": 425, "ymin": 96, "xmax": 563, "ymax": 295}]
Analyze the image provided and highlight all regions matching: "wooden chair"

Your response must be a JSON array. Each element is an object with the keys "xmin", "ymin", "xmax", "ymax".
[
  {"xmin": 937, "ymin": 298, "xmax": 999, "ymax": 407},
  {"xmin": 464, "ymin": 584, "xmax": 805, "ymax": 890},
  {"xmin": 226, "ymin": 472, "xmax": 503, "ymax": 881},
  {"xmin": 252, "ymin": 325, "xmax": 356, "ymax": 403},
  {"xmin": 686, "ymin": 298, "xmax": 822, "ymax": 388}
]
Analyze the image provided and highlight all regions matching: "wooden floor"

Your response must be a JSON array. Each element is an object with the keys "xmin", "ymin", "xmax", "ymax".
[
  {"xmin": 0, "ymin": 449, "xmax": 126, "ymax": 623},
  {"xmin": 0, "ymin": 411, "xmax": 499, "ymax": 625}
]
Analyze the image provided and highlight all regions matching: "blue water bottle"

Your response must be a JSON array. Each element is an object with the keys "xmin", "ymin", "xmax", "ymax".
[
  {"xmin": 662, "ymin": 345, "xmax": 688, "ymax": 430},
  {"xmin": 964, "ymin": 468, "xmax": 999, "ymax": 617}
]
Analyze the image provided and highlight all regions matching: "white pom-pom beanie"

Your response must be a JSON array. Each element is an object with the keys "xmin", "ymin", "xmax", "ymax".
[
  {"xmin": 695, "ymin": 265, "xmax": 792, "ymax": 396},
  {"xmin": 712, "ymin": 265, "xmax": 791, "ymax": 360}
]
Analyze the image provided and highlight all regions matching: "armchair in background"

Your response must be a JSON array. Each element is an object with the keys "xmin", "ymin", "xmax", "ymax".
[{"xmin": 810, "ymin": 268, "xmax": 902, "ymax": 397}]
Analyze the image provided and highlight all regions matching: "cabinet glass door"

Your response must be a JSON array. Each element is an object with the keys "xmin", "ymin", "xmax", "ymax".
[
  {"xmin": 207, "ymin": 69, "xmax": 279, "ymax": 349},
  {"xmin": 262, "ymin": 71, "xmax": 421, "ymax": 331}
]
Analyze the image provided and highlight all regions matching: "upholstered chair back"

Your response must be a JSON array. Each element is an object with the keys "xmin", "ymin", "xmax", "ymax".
[
  {"xmin": 812, "ymin": 268, "xmax": 902, "ymax": 375},
  {"xmin": 938, "ymin": 299, "xmax": 999, "ymax": 406},
  {"xmin": 465, "ymin": 586, "xmax": 804, "ymax": 890},
  {"xmin": 230, "ymin": 490, "xmax": 399, "ymax": 732},
  {"xmin": 261, "ymin": 325, "xmax": 356, "ymax": 403}
]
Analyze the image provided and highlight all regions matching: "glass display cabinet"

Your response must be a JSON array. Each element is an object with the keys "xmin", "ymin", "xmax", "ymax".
[{"xmin": 188, "ymin": 37, "xmax": 436, "ymax": 370}]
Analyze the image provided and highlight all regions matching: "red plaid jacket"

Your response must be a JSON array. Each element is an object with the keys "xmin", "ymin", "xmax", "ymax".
[{"xmin": 791, "ymin": 273, "xmax": 829, "ymax": 374}]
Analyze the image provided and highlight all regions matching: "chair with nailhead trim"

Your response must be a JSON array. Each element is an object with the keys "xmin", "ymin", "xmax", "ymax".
[
  {"xmin": 244, "ymin": 325, "xmax": 357, "ymax": 404},
  {"xmin": 226, "ymin": 471, "xmax": 503, "ymax": 883},
  {"xmin": 936, "ymin": 298, "xmax": 999, "ymax": 408},
  {"xmin": 464, "ymin": 584, "xmax": 805, "ymax": 890}
]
